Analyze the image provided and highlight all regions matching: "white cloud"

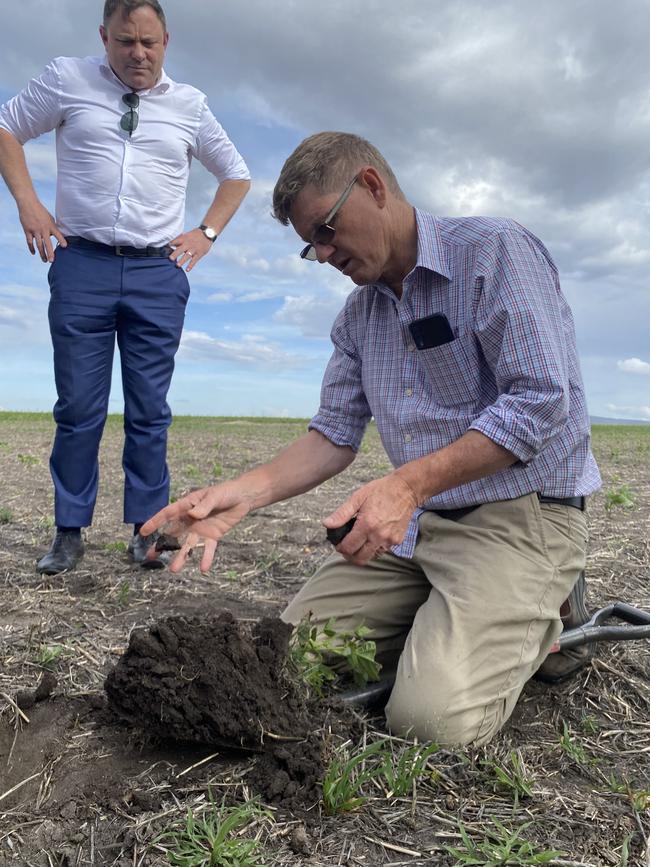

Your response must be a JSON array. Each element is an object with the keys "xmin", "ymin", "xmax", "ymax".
[
  {"xmin": 179, "ymin": 330, "xmax": 308, "ymax": 370},
  {"xmin": 617, "ymin": 358, "xmax": 650, "ymax": 375},
  {"xmin": 606, "ymin": 403, "xmax": 650, "ymax": 420},
  {"xmin": 0, "ymin": 305, "xmax": 30, "ymax": 327}
]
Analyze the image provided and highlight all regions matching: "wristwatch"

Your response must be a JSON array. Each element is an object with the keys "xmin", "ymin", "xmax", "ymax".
[{"xmin": 199, "ymin": 224, "xmax": 218, "ymax": 242}]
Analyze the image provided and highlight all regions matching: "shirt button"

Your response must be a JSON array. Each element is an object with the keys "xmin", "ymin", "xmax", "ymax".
[
  {"xmin": 404, "ymin": 434, "xmax": 412, "ymax": 443},
  {"xmin": 405, "ymin": 388, "xmax": 413, "ymax": 397}
]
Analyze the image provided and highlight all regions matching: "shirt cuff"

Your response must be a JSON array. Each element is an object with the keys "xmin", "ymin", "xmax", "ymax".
[
  {"xmin": 308, "ymin": 411, "xmax": 367, "ymax": 453},
  {"xmin": 469, "ymin": 407, "xmax": 542, "ymax": 465}
]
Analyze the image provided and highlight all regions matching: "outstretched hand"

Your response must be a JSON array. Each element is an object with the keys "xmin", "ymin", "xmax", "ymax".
[
  {"xmin": 139, "ymin": 484, "xmax": 251, "ymax": 573},
  {"xmin": 323, "ymin": 473, "xmax": 419, "ymax": 566}
]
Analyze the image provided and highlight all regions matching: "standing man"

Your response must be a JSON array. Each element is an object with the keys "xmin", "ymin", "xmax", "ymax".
[
  {"xmin": 141, "ymin": 132, "xmax": 601, "ymax": 746},
  {"xmin": 0, "ymin": 0, "xmax": 250, "ymax": 574}
]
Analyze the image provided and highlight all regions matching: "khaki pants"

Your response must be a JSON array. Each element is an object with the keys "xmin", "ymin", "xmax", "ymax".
[{"xmin": 282, "ymin": 493, "xmax": 588, "ymax": 746}]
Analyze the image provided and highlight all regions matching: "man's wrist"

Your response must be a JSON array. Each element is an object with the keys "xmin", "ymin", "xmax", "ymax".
[{"xmin": 199, "ymin": 223, "xmax": 218, "ymax": 242}]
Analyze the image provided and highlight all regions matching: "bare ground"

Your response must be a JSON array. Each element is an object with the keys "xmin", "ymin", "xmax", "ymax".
[{"xmin": 0, "ymin": 414, "xmax": 649, "ymax": 866}]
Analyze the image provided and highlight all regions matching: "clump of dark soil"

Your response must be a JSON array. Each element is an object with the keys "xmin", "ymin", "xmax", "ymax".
[
  {"xmin": 104, "ymin": 610, "xmax": 358, "ymax": 811},
  {"xmin": 105, "ymin": 611, "xmax": 311, "ymax": 750}
]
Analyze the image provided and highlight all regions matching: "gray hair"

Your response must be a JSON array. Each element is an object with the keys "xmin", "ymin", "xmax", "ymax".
[
  {"xmin": 272, "ymin": 131, "xmax": 405, "ymax": 225},
  {"xmin": 103, "ymin": 0, "xmax": 167, "ymax": 30}
]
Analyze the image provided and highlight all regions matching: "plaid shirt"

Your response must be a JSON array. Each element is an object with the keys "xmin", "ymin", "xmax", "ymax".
[{"xmin": 310, "ymin": 210, "xmax": 601, "ymax": 558}]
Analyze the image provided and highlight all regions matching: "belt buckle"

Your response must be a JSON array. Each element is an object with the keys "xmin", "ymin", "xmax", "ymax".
[{"xmin": 115, "ymin": 245, "xmax": 124, "ymax": 257}]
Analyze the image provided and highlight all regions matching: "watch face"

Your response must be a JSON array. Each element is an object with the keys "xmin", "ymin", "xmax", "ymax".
[{"xmin": 202, "ymin": 225, "xmax": 217, "ymax": 240}]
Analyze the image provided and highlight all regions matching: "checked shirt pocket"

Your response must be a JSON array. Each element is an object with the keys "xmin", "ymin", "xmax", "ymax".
[{"xmin": 415, "ymin": 333, "xmax": 482, "ymax": 407}]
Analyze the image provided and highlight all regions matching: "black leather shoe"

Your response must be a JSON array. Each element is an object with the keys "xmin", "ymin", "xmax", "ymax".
[
  {"xmin": 535, "ymin": 572, "xmax": 594, "ymax": 684},
  {"xmin": 37, "ymin": 531, "xmax": 85, "ymax": 575},
  {"xmin": 128, "ymin": 531, "xmax": 170, "ymax": 569}
]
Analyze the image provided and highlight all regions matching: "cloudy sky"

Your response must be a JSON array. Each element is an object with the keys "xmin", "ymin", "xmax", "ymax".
[{"xmin": 1, "ymin": 0, "xmax": 649, "ymax": 420}]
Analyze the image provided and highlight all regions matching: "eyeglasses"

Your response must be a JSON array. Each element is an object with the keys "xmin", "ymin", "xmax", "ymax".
[
  {"xmin": 120, "ymin": 92, "xmax": 140, "ymax": 136},
  {"xmin": 300, "ymin": 174, "xmax": 358, "ymax": 261}
]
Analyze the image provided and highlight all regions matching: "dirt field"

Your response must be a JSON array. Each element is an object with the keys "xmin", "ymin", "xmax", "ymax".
[{"xmin": 1, "ymin": 413, "xmax": 649, "ymax": 866}]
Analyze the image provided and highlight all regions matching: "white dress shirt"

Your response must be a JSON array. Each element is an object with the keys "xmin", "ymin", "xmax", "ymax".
[{"xmin": 0, "ymin": 55, "xmax": 250, "ymax": 246}]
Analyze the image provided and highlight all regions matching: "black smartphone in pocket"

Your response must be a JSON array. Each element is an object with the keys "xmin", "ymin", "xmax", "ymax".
[{"xmin": 408, "ymin": 313, "xmax": 455, "ymax": 350}]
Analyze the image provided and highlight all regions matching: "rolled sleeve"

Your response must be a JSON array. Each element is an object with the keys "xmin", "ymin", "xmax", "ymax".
[
  {"xmin": 309, "ymin": 307, "xmax": 372, "ymax": 451},
  {"xmin": 191, "ymin": 99, "xmax": 250, "ymax": 182},
  {"xmin": 469, "ymin": 227, "xmax": 570, "ymax": 463},
  {"xmin": 0, "ymin": 59, "xmax": 63, "ymax": 142}
]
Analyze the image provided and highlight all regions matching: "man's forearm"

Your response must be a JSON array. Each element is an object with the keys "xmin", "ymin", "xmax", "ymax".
[
  {"xmin": 394, "ymin": 429, "xmax": 517, "ymax": 506},
  {"xmin": 232, "ymin": 429, "xmax": 355, "ymax": 512},
  {"xmin": 0, "ymin": 129, "xmax": 38, "ymax": 206},
  {"xmin": 201, "ymin": 178, "xmax": 251, "ymax": 234}
]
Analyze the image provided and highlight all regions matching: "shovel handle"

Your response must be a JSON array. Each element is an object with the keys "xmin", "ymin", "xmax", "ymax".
[{"xmin": 551, "ymin": 602, "xmax": 650, "ymax": 651}]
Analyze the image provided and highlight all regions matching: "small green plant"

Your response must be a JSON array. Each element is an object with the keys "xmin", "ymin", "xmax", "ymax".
[
  {"xmin": 37, "ymin": 645, "xmax": 69, "ymax": 669},
  {"xmin": 185, "ymin": 464, "xmax": 203, "ymax": 481},
  {"xmin": 580, "ymin": 713, "xmax": 599, "ymax": 734},
  {"xmin": 604, "ymin": 484, "xmax": 635, "ymax": 511},
  {"xmin": 38, "ymin": 515, "xmax": 56, "ymax": 530},
  {"xmin": 558, "ymin": 721, "xmax": 588, "ymax": 765},
  {"xmin": 212, "ymin": 461, "xmax": 223, "ymax": 478},
  {"xmin": 483, "ymin": 750, "xmax": 534, "ymax": 810},
  {"xmin": 289, "ymin": 616, "xmax": 381, "ymax": 696},
  {"xmin": 17, "ymin": 453, "xmax": 40, "ymax": 466},
  {"xmin": 157, "ymin": 795, "xmax": 269, "ymax": 867},
  {"xmin": 322, "ymin": 740, "xmax": 386, "ymax": 815},
  {"xmin": 118, "ymin": 581, "xmax": 131, "ymax": 606},
  {"xmin": 379, "ymin": 741, "xmax": 439, "ymax": 797},
  {"xmin": 608, "ymin": 775, "xmax": 650, "ymax": 812},
  {"xmin": 224, "ymin": 569, "xmax": 238, "ymax": 582},
  {"xmin": 445, "ymin": 820, "xmax": 563, "ymax": 866},
  {"xmin": 0, "ymin": 507, "xmax": 12, "ymax": 524},
  {"xmin": 618, "ymin": 833, "xmax": 634, "ymax": 867},
  {"xmin": 104, "ymin": 540, "xmax": 128, "ymax": 553}
]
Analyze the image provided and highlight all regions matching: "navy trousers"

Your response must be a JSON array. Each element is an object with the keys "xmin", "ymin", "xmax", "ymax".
[{"xmin": 47, "ymin": 244, "xmax": 190, "ymax": 528}]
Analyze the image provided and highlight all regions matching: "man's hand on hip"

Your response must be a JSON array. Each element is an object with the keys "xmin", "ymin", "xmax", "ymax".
[
  {"xmin": 323, "ymin": 473, "xmax": 419, "ymax": 566},
  {"xmin": 169, "ymin": 228, "xmax": 213, "ymax": 272},
  {"xmin": 18, "ymin": 199, "xmax": 67, "ymax": 263}
]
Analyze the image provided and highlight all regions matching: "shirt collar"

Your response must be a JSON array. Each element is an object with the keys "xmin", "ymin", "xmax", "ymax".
[
  {"xmin": 413, "ymin": 208, "xmax": 452, "ymax": 281},
  {"xmin": 99, "ymin": 54, "xmax": 172, "ymax": 94}
]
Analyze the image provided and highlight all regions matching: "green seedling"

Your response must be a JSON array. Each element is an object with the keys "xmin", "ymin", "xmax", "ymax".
[
  {"xmin": 618, "ymin": 833, "xmax": 634, "ymax": 867},
  {"xmin": 118, "ymin": 581, "xmax": 131, "ymax": 606},
  {"xmin": 17, "ymin": 453, "xmax": 40, "ymax": 466},
  {"xmin": 38, "ymin": 515, "xmax": 56, "ymax": 530},
  {"xmin": 212, "ymin": 461, "xmax": 223, "ymax": 478},
  {"xmin": 322, "ymin": 740, "xmax": 386, "ymax": 815},
  {"xmin": 580, "ymin": 713, "xmax": 599, "ymax": 734},
  {"xmin": 104, "ymin": 540, "xmax": 128, "ymax": 553},
  {"xmin": 0, "ymin": 507, "xmax": 12, "ymax": 524},
  {"xmin": 379, "ymin": 741, "xmax": 439, "ymax": 797},
  {"xmin": 224, "ymin": 569, "xmax": 238, "ymax": 582},
  {"xmin": 604, "ymin": 484, "xmax": 635, "ymax": 511},
  {"xmin": 157, "ymin": 795, "xmax": 269, "ymax": 867},
  {"xmin": 558, "ymin": 721, "xmax": 589, "ymax": 766},
  {"xmin": 289, "ymin": 616, "xmax": 381, "ymax": 696},
  {"xmin": 252, "ymin": 550, "xmax": 284, "ymax": 578},
  {"xmin": 185, "ymin": 464, "xmax": 203, "ymax": 481},
  {"xmin": 608, "ymin": 775, "xmax": 650, "ymax": 812},
  {"xmin": 445, "ymin": 820, "xmax": 563, "ymax": 866},
  {"xmin": 483, "ymin": 750, "xmax": 534, "ymax": 810},
  {"xmin": 37, "ymin": 644, "xmax": 69, "ymax": 669}
]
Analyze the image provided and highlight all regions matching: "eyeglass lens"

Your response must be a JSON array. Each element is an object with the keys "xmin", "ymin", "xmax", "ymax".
[
  {"xmin": 300, "ymin": 175, "xmax": 357, "ymax": 260},
  {"xmin": 120, "ymin": 92, "xmax": 140, "ymax": 135}
]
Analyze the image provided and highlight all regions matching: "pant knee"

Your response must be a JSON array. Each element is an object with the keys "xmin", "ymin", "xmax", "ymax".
[{"xmin": 385, "ymin": 679, "xmax": 508, "ymax": 747}]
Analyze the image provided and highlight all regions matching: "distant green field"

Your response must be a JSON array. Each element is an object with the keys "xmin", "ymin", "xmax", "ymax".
[{"xmin": 1, "ymin": 412, "xmax": 648, "ymax": 431}]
